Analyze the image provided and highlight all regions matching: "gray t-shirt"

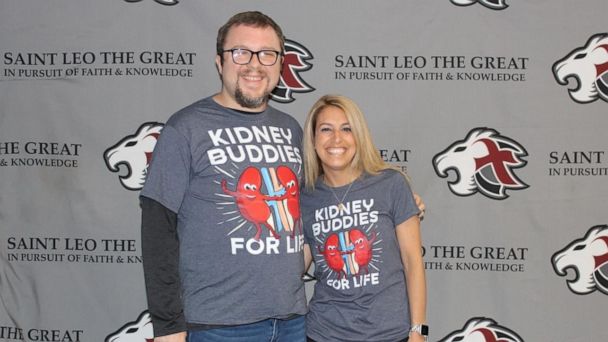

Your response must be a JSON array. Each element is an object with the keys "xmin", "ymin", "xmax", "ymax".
[
  {"xmin": 141, "ymin": 97, "xmax": 307, "ymax": 325},
  {"xmin": 302, "ymin": 169, "xmax": 419, "ymax": 342}
]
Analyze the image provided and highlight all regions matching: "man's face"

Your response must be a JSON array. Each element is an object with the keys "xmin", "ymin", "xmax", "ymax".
[{"xmin": 216, "ymin": 24, "xmax": 283, "ymax": 111}]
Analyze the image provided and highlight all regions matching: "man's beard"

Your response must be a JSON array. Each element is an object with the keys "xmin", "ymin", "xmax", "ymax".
[{"xmin": 235, "ymin": 86, "xmax": 270, "ymax": 109}]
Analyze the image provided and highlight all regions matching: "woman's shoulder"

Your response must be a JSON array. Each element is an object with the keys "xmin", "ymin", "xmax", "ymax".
[
  {"xmin": 361, "ymin": 169, "xmax": 410, "ymax": 193},
  {"xmin": 370, "ymin": 168, "xmax": 406, "ymax": 184}
]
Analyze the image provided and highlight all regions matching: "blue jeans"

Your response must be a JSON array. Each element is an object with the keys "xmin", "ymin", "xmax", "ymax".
[{"xmin": 187, "ymin": 316, "xmax": 306, "ymax": 342}]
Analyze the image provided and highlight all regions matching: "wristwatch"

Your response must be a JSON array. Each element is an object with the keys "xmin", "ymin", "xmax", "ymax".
[{"xmin": 409, "ymin": 324, "xmax": 429, "ymax": 340}]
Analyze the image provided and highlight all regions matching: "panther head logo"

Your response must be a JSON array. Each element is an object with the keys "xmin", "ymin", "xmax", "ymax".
[
  {"xmin": 271, "ymin": 39, "xmax": 315, "ymax": 103},
  {"xmin": 104, "ymin": 122, "xmax": 164, "ymax": 191},
  {"xmin": 551, "ymin": 225, "xmax": 608, "ymax": 295},
  {"xmin": 439, "ymin": 317, "xmax": 523, "ymax": 342},
  {"xmin": 450, "ymin": 0, "xmax": 508, "ymax": 10},
  {"xmin": 433, "ymin": 127, "xmax": 528, "ymax": 200},
  {"xmin": 105, "ymin": 311, "xmax": 153, "ymax": 342},
  {"xmin": 553, "ymin": 33, "xmax": 608, "ymax": 104}
]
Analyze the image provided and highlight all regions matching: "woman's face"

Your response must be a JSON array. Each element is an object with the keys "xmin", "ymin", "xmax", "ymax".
[{"xmin": 314, "ymin": 106, "xmax": 357, "ymax": 176}]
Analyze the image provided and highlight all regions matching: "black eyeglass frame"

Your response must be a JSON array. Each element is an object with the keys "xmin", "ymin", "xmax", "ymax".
[{"xmin": 221, "ymin": 48, "xmax": 283, "ymax": 66}]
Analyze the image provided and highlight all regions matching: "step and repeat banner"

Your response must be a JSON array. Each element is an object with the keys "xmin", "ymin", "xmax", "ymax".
[{"xmin": 1, "ymin": 1, "xmax": 606, "ymax": 341}]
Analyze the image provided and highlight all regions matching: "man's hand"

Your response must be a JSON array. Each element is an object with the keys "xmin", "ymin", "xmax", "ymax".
[{"xmin": 413, "ymin": 193, "xmax": 426, "ymax": 220}]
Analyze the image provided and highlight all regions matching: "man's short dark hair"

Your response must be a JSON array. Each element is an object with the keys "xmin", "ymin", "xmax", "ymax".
[{"xmin": 216, "ymin": 11, "xmax": 285, "ymax": 58}]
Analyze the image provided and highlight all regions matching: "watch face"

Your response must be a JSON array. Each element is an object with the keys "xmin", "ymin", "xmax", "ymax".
[
  {"xmin": 421, "ymin": 324, "xmax": 429, "ymax": 336},
  {"xmin": 412, "ymin": 324, "xmax": 429, "ymax": 336}
]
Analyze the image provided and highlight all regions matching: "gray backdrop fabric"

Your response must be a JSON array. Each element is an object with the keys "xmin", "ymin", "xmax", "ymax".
[{"xmin": 1, "ymin": 1, "xmax": 607, "ymax": 341}]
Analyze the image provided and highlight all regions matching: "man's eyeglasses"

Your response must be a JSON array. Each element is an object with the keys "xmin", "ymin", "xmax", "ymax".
[{"xmin": 222, "ymin": 48, "xmax": 283, "ymax": 66}]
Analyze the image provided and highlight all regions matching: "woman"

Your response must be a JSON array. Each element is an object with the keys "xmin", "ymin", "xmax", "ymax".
[{"xmin": 301, "ymin": 95, "xmax": 427, "ymax": 342}]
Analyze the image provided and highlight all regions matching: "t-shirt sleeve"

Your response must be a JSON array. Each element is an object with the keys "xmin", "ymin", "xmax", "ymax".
[
  {"xmin": 390, "ymin": 171, "xmax": 420, "ymax": 227},
  {"xmin": 140, "ymin": 124, "xmax": 191, "ymax": 213},
  {"xmin": 303, "ymin": 212, "xmax": 314, "ymax": 246},
  {"xmin": 301, "ymin": 190, "xmax": 316, "ymax": 246}
]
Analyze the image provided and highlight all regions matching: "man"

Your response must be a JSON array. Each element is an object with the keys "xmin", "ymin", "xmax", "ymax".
[{"xmin": 141, "ymin": 11, "xmax": 307, "ymax": 342}]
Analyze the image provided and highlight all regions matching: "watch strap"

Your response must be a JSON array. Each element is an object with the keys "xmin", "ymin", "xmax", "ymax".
[{"xmin": 410, "ymin": 323, "xmax": 429, "ymax": 336}]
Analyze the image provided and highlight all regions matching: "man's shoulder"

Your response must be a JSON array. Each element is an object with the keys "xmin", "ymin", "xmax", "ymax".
[{"xmin": 165, "ymin": 97, "xmax": 217, "ymax": 126}]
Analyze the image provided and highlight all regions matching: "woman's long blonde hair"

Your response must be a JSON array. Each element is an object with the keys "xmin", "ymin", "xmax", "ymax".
[{"xmin": 302, "ymin": 94, "xmax": 396, "ymax": 190}]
